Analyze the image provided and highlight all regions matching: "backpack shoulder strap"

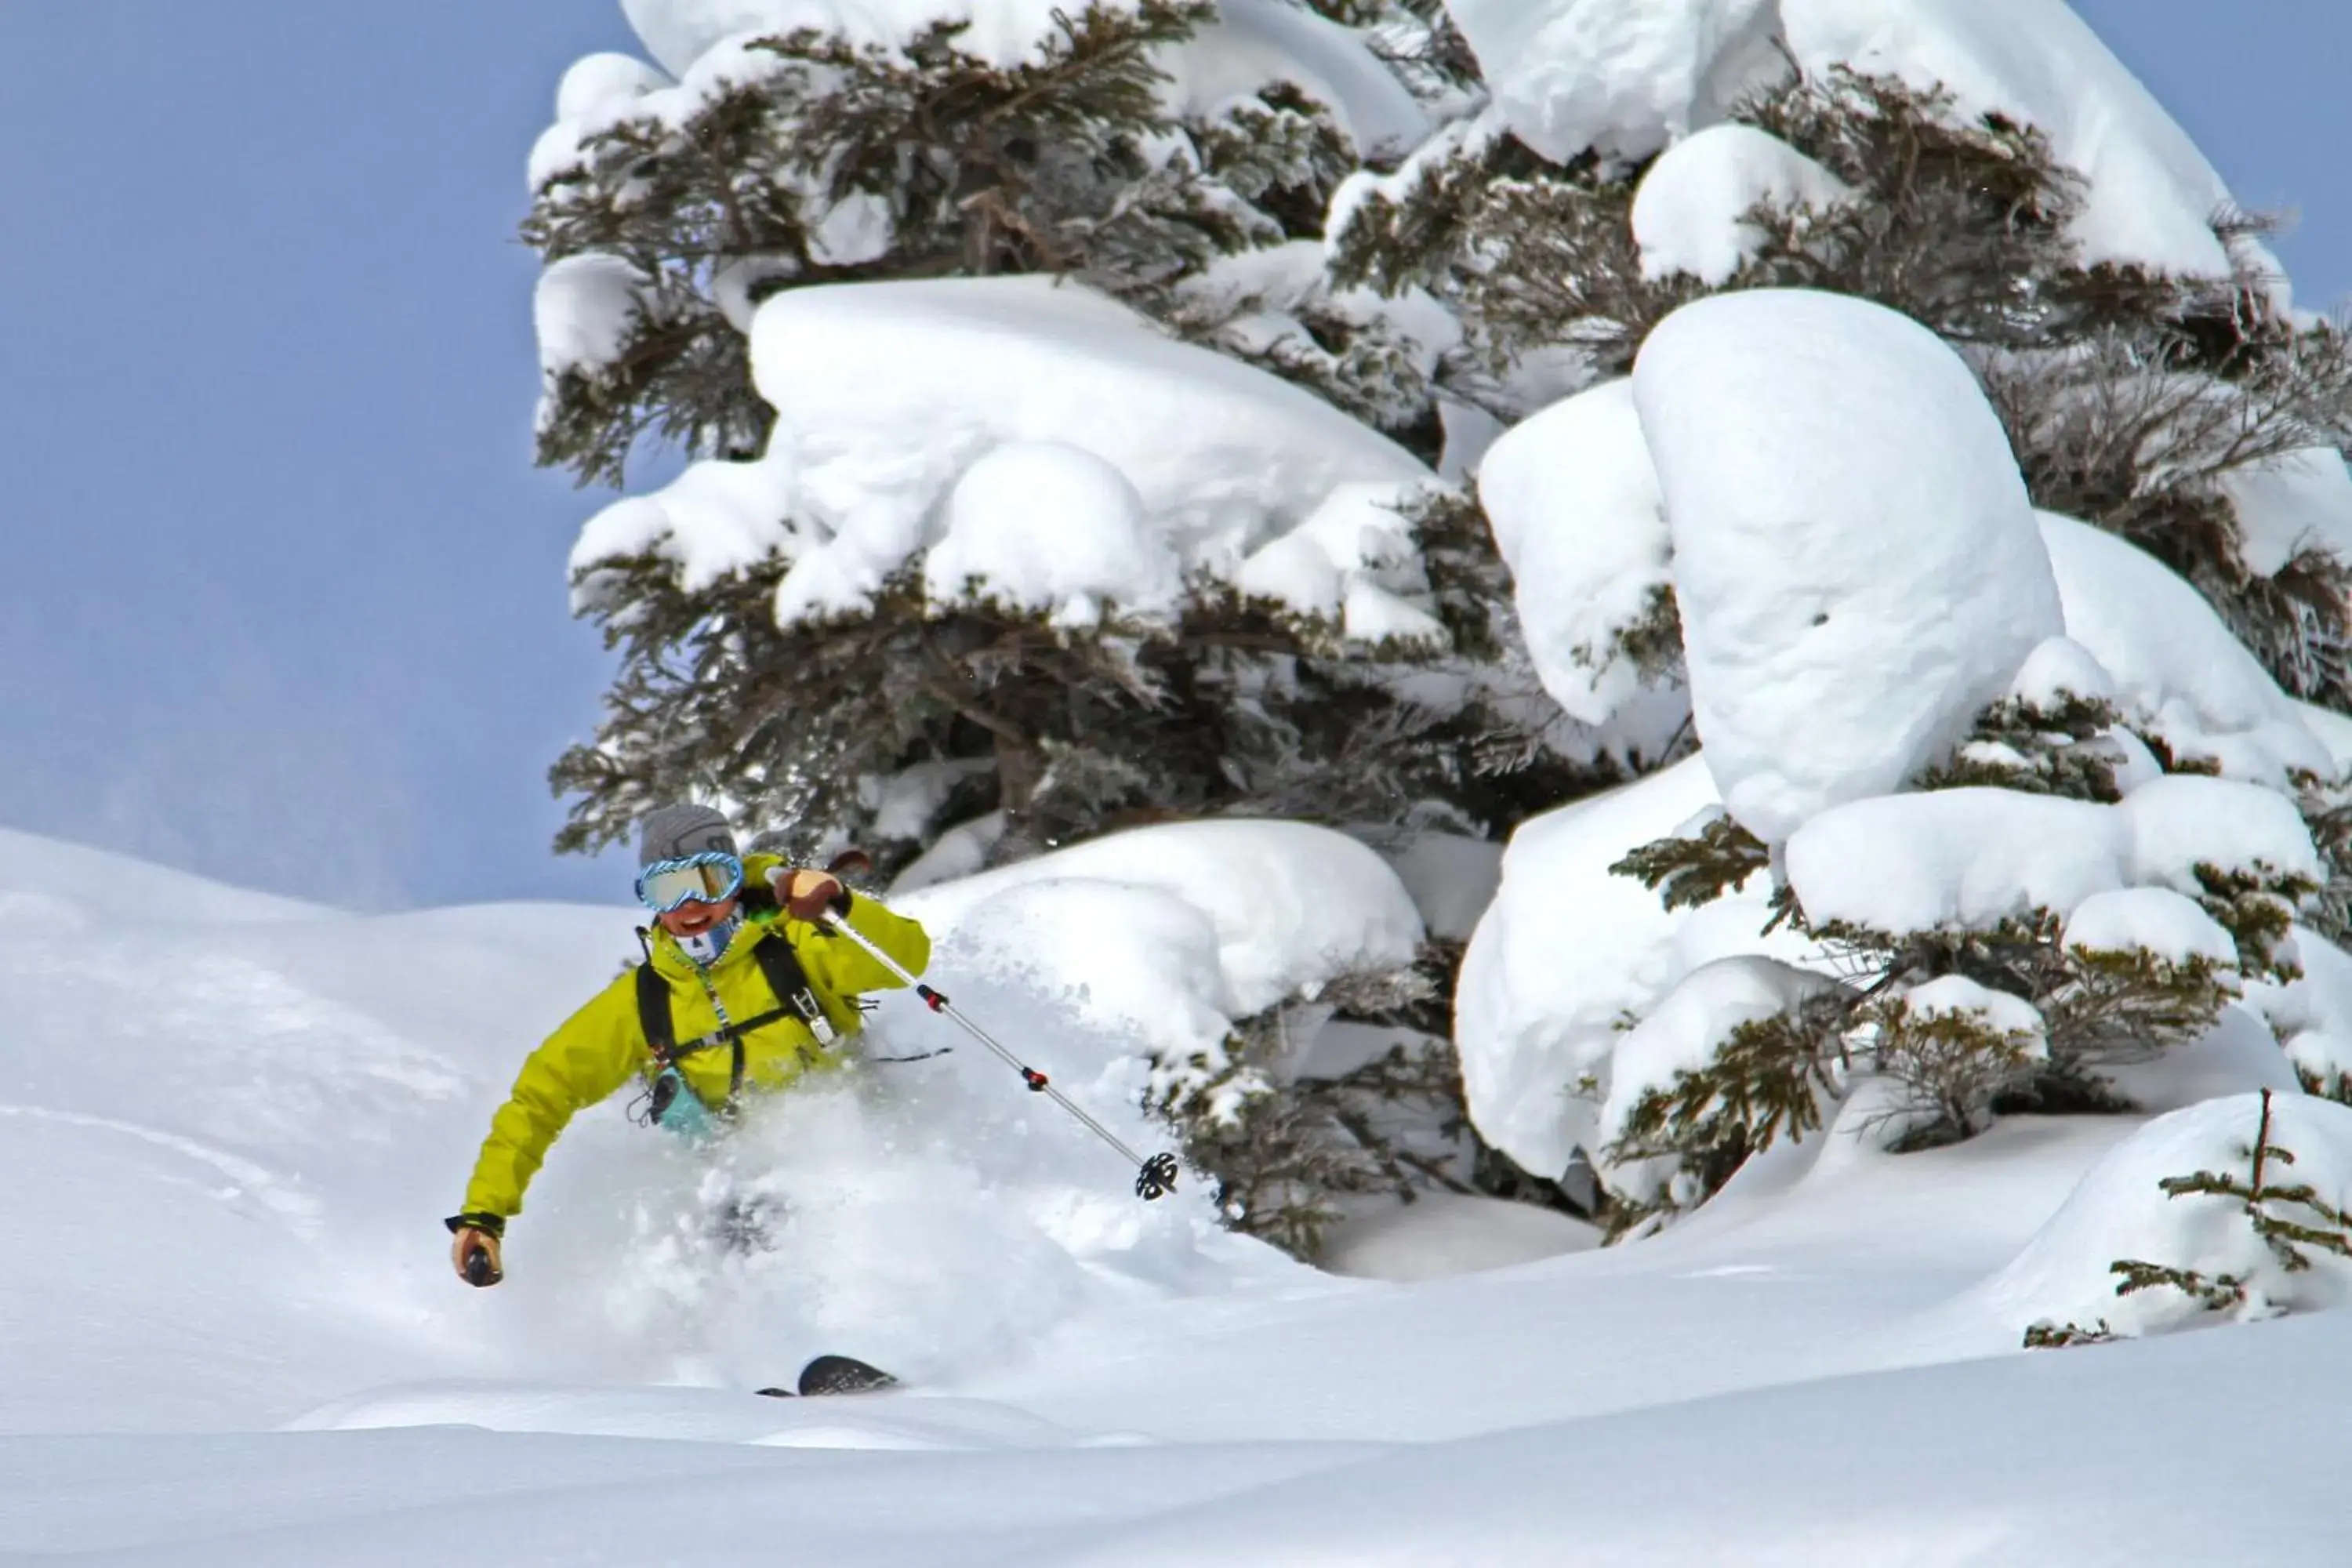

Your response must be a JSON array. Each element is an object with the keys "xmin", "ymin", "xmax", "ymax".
[
  {"xmin": 634, "ymin": 960, "xmax": 676, "ymax": 1066},
  {"xmin": 751, "ymin": 928, "xmax": 838, "ymax": 1047}
]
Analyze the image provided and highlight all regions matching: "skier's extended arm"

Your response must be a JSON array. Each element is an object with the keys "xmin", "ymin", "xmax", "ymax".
[{"xmin": 447, "ymin": 982, "xmax": 641, "ymax": 1282}]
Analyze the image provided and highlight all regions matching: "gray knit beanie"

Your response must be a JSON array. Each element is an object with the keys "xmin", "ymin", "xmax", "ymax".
[{"xmin": 637, "ymin": 803, "xmax": 740, "ymax": 868}]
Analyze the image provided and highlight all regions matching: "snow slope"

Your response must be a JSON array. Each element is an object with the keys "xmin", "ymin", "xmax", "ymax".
[{"xmin": 6, "ymin": 838, "xmax": 2352, "ymax": 1562}]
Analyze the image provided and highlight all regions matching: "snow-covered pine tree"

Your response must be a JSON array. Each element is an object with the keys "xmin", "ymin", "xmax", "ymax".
[
  {"xmin": 1597, "ymin": 663, "xmax": 2324, "ymax": 1232},
  {"xmin": 1359, "ymin": 4, "xmax": 2352, "ymax": 1240},
  {"xmin": 1501, "ymin": 269, "xmax": 2339, "ymax": 1236},
  {"xmin": 530, "ymin": 2, "xmax": 1584, "ymax": 876},
  {"xmin": 524, "ymin": 1, "xmax": 1597, "ymax": 1257},
  {"xmin": 1331, "ymin": 63, "xmax": 2352, "ymax": 710}
]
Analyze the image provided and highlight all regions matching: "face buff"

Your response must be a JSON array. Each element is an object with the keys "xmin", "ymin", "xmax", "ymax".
[{"xmin": 677, "ymin": 911, "xmax": 743, "ymax": 968}]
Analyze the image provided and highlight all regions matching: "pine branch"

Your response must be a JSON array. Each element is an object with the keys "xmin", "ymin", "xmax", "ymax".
[{"xmin": 1610, "ymin": 815, "xmax": 1771, "ymax": 913}]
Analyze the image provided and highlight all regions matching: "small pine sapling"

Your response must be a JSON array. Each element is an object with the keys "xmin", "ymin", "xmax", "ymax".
[
  {"xmin": 1862, "ymin": 989, "xmax": 2046, "ymax": 1151},
  {"xmin": 2027, "ymin": 1090, "xmax": 2352, "ymax": 1346},
  {"xmin": 2117, "ymin": 1089, "xmax": 2352, "ymax": 1313}
]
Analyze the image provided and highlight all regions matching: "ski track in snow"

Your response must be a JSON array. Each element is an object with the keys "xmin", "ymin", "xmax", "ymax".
[{"xmin": 0, "ymin": 1103, "xmax": 322, "ymax": 1228}]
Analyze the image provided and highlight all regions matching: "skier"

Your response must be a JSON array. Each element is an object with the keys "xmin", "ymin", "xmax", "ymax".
[{"xmin": 445, "ymin": 803, "xmax": 931, "ymax": 1288}]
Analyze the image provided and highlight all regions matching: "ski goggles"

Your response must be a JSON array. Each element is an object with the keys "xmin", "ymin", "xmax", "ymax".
[{"xmin": 635, "ymin": 851, "xmax": 745, "ymax": 914}]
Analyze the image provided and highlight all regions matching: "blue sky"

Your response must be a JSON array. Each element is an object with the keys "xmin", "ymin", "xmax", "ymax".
[{"xmin": 1, "ymin": 3, "xmax": 2347, "ymax": 910}]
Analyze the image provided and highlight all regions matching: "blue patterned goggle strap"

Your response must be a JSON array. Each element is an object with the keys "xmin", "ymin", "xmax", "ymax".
[{"xmin": 636, "ymin": 851, "xmax": 745, "ymax": 913}]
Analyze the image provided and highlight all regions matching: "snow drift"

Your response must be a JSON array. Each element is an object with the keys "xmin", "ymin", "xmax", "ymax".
[
  {"xmin": 1976, "ymin": 1092, "xmax": 2352, "ymax": 1339},
  {"xmin": 1633, "ymin": 287, "xmax": 2063, "ymax": 844},
  {"xmin": 1475, "ymin": 378, "xmax": 1677, "ymax": 733},
  {"xmin": 569, "ymin": 275, "xmax": 1432, "ymax": 628}
]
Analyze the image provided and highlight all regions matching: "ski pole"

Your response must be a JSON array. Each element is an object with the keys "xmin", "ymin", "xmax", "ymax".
[{"xmin": 820, "ymin": 910, "xmax": 1181, "ymax": 1201}]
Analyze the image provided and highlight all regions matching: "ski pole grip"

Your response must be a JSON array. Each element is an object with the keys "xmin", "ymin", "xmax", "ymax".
[{"xmin": 463, "ymin": 1245, "xmax": 499, "ymax": 1288}]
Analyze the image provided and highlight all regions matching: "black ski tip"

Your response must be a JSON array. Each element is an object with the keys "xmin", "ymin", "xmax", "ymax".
[
  {"xmin": 755, "ymin": 1387, "xmax": 795, "ymax": 1399},
  {"xmin": 798, "ymin": 1354, "xmax": 898, "ymax": 1396}
]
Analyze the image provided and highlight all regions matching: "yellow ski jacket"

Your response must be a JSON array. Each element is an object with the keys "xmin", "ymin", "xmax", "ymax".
[{"xmin": 459, "ymin": 859, "xmax": 931, "ymax": 1221}]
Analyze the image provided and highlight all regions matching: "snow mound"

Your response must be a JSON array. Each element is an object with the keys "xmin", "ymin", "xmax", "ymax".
[
  {"xmin": 2038, "ymin": 512, "xmax": 2330, "ymax": 786},
  {"xmin": 1475, "ymin": 379, "xmax": 1676, "ymax": 729},
  {"xmin": 1596, "ymin": 955, "xmax": 1846, "ymax": 1203},
  {"xmin": 555, "ymin": 52, "xmax": 673, "ymax": 121},
  {"xmin": 2288, "ymin": 1032, "xmax": 2352, "ymax": 1098},
  {"xmin": 1787, "ymin": 779, "xmax": 2320, "ymax": 937},
  {"xmin": 902, "ymin": 819, "xmax": 1425, "ymax": 1028},
  {"xmin": 1238, "ymin": 481, "xmax": 1449, "ymax": 648},
  {"xmin": 621, "ymin": 0, "xmax": 1127, "ymax": 75},
  {"xmin": 1976, "ymin": 1092, "xmax": 2352, "ymax": 1339},
  {"xmin": 923, "ymin": 441, "xmax": 1181, "ymax": 622},
  {"xmin": 528, "ymin": 31, "xmax": 801, "ymax": 189},
  {"xmin": 296, "ymin": 1380, "xmax": 1080, "ymax": 1451},
  {"xmin": 1630, "ymin": 122, "xmax": 1850, "ymax": 284},
  {"xmin": 895, "ymin": 822, "xmax": 1424, "ymax": 1124},
  {"xmin": 1442, "ymin": 0, "xmax": 1784, "ymax": 165},
  {"xmin": 1319, "ymin": 1192, "xmax": 1599, "ymax": 1282},
  {"xmin": 1633, "ymin": 288, "xmax": 2064, "ymax": 843},
  {"xmin": 570, "ymin": 455, "xmax": 800, "ymax": 601},
  {"xmin": 2097, "ymin": 1003, "xmax": 2303, "ymax": 1117},
  {"xmin": 918, "ymin": 878, "xmax": 1233, "ymax": 1071},
  {"xmin": 0, "ymin": 826, "xmax": 321, "ymax": 927},
  {"xmin": 2220, "ymin": 447, "xmax": 2352, "ymax": 578},
  {"xmin": 2064, "ymin": 888, "xmax": 2238, "ymax": 967},
  {"xmin": 1455, "ymin": 757, "xmax": 1818, "ymax": 1177},
  {"xmin": 2007, "ymin": 633, "xmax": 2117, "ymax": 708},
  {"xmin": 1790, "ymin": 789, "xmax": 2111, "ymax": 935},
  {"xmin": 1179, "ymin": 0, "xmax": 1429, "ymax": 158},
  {"xmin": 533, "ymin": 253, "xmax": 644, "ymax": 390},
  {"xmin": 569, "ymin": 277, "xmax": 1432, "ymax": 623},
  {"xmin": 532, "ymin": 53, "xmax": 676, "ymax": 188},
  {"xmin": 2117, "ymin": 772, "xmax": 2322, "ymax": 890},
  {"xmin": 2295, "ymin": 702, "xmax": 2352, "ymax": 780},
  {"xmin": 2248, "ymin": 926, "xmax": 2352, "ymax": 1095},
  {"xmin": 746, "ymin": 276, "xmax": 1429, "ymax": 623},
  {"xmin": 1903, "ymin": 975, "xmax": 2045, "ymax": 1042}
]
